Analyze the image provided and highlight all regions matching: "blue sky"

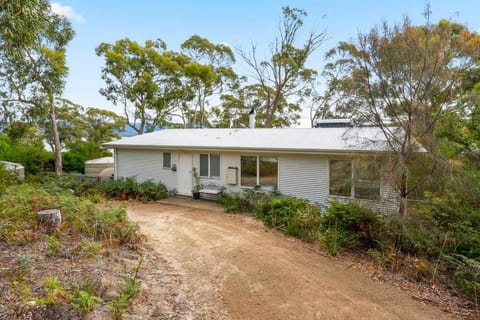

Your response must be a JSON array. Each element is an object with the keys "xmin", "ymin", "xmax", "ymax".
[{"xmin": 52, "ymin": 0, "xmax": 480, "ymax": 124}]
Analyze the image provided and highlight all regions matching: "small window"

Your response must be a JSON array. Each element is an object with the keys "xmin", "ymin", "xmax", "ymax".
[
  {"xmin": 199, "ymin": 154, "xmax": 220, "ymax": 178},
  {"xmin": 163, "ymin": 152, "xmax": 171, "ymax": 168},
  {"xmin": 200, "ymin": 154, "xmax": 209, "ymax": 176},
  {"xmin": 210, "ymin": 154, "xmax": 220, "ymax": 177},
  {"xmin": 329, "ymin": 160, "xmax": 352, "ymax": 197}
]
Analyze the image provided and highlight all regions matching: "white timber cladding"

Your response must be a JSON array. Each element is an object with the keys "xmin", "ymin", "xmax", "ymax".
[
  {"xmin": 278, "ymin": 155, "xmax": 329, "ymax": 204},
  {"xmin": 192, "ymin": 152, "xmax": 241, "ymax": 192},
  {"xmin": 116, "ymin": 148, "xmax": 177, "ymax": 191}
]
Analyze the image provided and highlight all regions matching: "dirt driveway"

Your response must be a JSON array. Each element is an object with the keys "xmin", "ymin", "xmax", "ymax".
[{"xmin": 127, "ymin": 201, "xmax": 456, "ymax": 320}]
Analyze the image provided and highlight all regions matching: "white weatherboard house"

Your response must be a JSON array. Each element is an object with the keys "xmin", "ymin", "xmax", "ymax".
[{"xmin": 103, "ymin": 127, "xmax": 399, "ymax": 212}]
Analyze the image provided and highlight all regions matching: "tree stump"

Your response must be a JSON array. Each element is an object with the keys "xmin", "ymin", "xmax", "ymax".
[{"xmin": 37, "ymin": 209, "xmax": 62, "ymax": 234}]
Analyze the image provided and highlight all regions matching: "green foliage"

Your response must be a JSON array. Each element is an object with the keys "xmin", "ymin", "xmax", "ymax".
[
  {"xmin": 0, "ymin": 135, "xmax": 54, "ymax": 175},
  {"xmin": 15, "ymin": 254, "xmax": 34, "ymax": 278},
  {"xmin": 63, "ymin": 141, "xmax": 111, "ymax": 173},
  {"xmin": 110, "ymin": 259, "xmax": 142, "ymax": 319},
  {"xmin": 76, "ymin": 238, "xmax": 102, "ymax": 259},
  {"xmin": 443, "ymin": 254, "xmax": 480, "ymax": 305},
  {"xmin": 35, "ymin": 277, "xmax": 69, "ymax": 305},
  {"xmin": 71, "ymin": 288, "xmax": 102, "ymax": 316},
  {"xmin": 0, "ymin": 183, "xmax": 139, "ymax": 246},
  {"xmin": 96, "ymin": 177, "xmax": 169, "ymax": 202},
  {"xmin": 256, "ymin": 196, "xmax": 322, "ymax": 242},
  {"xmin": 47, "ymin": 235, "xmax": 60, "ymax": 257},
  {"xmin": 320, "ymin": 222, "xmax": 358, "ymax": 256},
  {"xmin": 321, "ymin": 201, "xmax": 379, "ymax": 247}
]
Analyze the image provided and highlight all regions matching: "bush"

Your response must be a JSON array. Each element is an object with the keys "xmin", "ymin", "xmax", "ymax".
[
  {"xmin": 96, "ymin": 177, "xmax": 169, "ymax": 202},
  {"xmin": 255, "ymin": 196, "xmax": 322, "ymax": 243},
  {"xmin": 0, "ymin": 184, "xmax": 140, "ymax": 247},
  {"xmin": 321, "ymin": 201, "xmax": 380, "ymax": 248},
  {"xmin": 443, "ymin": 254, "xmax": 480, "ymax": 305}
]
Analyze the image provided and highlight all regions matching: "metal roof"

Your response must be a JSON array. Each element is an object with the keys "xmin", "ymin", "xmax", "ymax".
[{"xmin": 103, "ymin": 127, "xmax": 394, "ymax": 154}]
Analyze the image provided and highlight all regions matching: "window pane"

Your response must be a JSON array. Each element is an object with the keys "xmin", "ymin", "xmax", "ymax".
[
  {"xmin": 199, "ymin": 154, "xmax": 209, "ymax": 177},
  {"xmin": 354, "ymin": 160, "xmax": 381, "ymax": 200},
  {"xmin": 210, "ymin": 154, "xmax": 220, "ymax": 177},
  {"xmin": 259, "ymin": 156, "xmax": 278, "ymax": 190},
  {"xmin": 163, "ymin": 152, "xmax": 171, "ymax": 168},
  {"xmin": 241, "ymin": 156, "xmax": 257, "ymax": 187},
  {"xmin": 329, "ymin": 160, "xmax": 352, "ymax": 197}
]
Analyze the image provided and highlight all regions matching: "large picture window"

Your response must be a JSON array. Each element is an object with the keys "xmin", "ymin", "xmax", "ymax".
[
  {"xmin": 199, "ymin": 154, "xmax": 220, "ymax": 178},
  {"xmin": 241, "ymin": 156, "xmax": 278, "ymax": 189},
  {"xmin": 329, "ymin": 159, "xmax": 381, "ymax": 200}
]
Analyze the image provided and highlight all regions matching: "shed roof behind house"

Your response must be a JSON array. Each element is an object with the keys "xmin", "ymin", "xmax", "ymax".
[{"xmin": 103, "ymin": 128, "xmax": 395, "ymax": 154}]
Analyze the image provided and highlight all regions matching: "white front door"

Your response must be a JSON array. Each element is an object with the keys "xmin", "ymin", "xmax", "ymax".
[{"xmin": 177, "ymin": 152, "xmax": 192, "ymax": 195}]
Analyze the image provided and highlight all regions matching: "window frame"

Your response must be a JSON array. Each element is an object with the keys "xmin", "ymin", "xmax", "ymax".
[
  {"xmin": 163, "ymin": 152, "xmax": 172, "ymax": 168},
  {"xmin": 328, "ymin": 159, "xmax": 381, "ymax": 200},
  {"xmin": 199, "ymin": 153, "xmax": 221, "ymax": 178},
  {"xmin": 240, "ymin": 155, "xmax": 278, "ymax": 190}
]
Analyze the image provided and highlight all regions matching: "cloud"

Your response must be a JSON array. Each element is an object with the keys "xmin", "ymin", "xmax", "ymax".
[{"xmin": 50, "ymin": 2, "xmax": 85, "ymax": 23}]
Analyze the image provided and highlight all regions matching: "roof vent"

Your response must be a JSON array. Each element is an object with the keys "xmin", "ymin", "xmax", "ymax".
[{"xmin": 315, "ymin": 119, "xmax": 352, "ymax": 128}]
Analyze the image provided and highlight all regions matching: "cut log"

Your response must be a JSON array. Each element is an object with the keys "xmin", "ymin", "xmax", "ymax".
[{"xmin": 37, "ymin": 209, "xmax": 62, "ymax": 234}]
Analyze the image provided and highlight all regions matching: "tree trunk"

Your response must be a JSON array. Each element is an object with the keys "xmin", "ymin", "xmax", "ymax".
[
  {"xmin": 37, "ymin": 209, "xmax": 62, "ymax": 234},
  {"xmin": 49, "ymin": 95, "xmax": 62, "ymax": 177}
]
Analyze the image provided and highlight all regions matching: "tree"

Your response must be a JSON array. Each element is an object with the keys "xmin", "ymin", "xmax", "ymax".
[
  {"xmin": 180, "ymin": 35, "xmax": 238, "ymax": 127},
  {"xmin": 326, "ymin": 10, "xmax": 480, "ymax": 217},
  {"xmin": 96, "ymin": 38, "xmax": 184, "ymax": 134},
  {"xmin": 239, "ymin": 7, "xmax": 325, "ymax": 128},
  {"xmin": 82, "ymin": 107, "xmax": 126, "ymax": 145},
  {"xmin": 212, "ymin": 83, "xmax": 301, "ymax": 128},
  {"xmin": 0, "ymin": 0, "xmax": 74, "ymax": 176}
]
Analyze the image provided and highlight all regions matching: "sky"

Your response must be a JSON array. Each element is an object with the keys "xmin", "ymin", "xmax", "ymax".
[{"xmin": 51, "ymin": 0, "xmax": 480, "ymax": 126}]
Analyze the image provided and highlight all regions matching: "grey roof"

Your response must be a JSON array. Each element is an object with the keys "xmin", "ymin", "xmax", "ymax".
[{"xmin": 103, "ymin": 127, "xmax": 394, "ymax": 154}]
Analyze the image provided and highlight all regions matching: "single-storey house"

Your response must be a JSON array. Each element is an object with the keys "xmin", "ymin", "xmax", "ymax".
[{"xmin": 102, "ymin": 127, "xmax": 400, "ymax": 212}]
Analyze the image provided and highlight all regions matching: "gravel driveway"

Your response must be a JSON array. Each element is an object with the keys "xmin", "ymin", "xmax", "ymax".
[{"xmin": 127, "ymin": 201, "xmax": 456, "ymax": 320}]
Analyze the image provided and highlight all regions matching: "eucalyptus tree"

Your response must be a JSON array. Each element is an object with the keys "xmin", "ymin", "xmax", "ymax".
[
  {"xmin": 325, "ymin": 11, "xmax": 480, "ymax": 217},
  {"xmin": 239, "ymin": 7, "xmax": 325, "ymax": 128},
  {"xmin": 213, "ymin": 83, "xmax": 301, "ymax": 128},
  {"xmin": 0, "ymin": 0, "xmax": 74, "ymax": 176},
  {"xmin": 180, "ymin": 35, "xmax": 238, "ymax": 127},
  {"xmin": 96, "ymin": 38, "xmax": 185, "ymax": 134}
]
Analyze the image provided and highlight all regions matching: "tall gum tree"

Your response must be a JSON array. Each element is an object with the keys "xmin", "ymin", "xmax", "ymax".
[
  {"xmin": 96, "ymin": 38, "xmax": 185, "ymax": 134},
  {"xmin": 239, "ymin": 6, "xmax": 325, "ymax": 128},
  {"xmin": 180, "ymin": 35, "xmax": 238, "ymax": 127},
  {"xmin": 0, "ymin": 0, "xmax": 74, "ymax": 176},
  {"xmin": 325, "ymin": 10, "xmax": 480, "ymax": 218}
]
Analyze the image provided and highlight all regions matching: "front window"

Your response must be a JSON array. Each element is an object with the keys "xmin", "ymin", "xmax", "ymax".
[
  {"xmin": 329, "ymin": 160, "xmax": 352, "ymax": 197},
  {"xmin": 200, "ymin": 154, "xmax": 220, "ymax": 178},
  {"xmin": 163, "ymin": 152, "xmax": 171, "ymax": 168},
  {"xmin": 354, "ymin": 160, "xmax": 381, "ymax": 200},
  {"xmin": 329, "ymin": 159, "xmax": 381, "ymax": 200},
  {"xmin": 241, "ymin": 155, "xmax": 278, "ymax": 189}
]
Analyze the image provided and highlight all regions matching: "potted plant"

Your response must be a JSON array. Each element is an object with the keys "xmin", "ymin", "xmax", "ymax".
[{"xmin": 192, "ymin": 168, "xmax": 201, "ymax": 200}]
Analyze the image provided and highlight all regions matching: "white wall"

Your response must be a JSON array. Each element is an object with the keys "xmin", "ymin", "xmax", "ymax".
[
  {"xmin": 278, "ymin": 155, "xmax": 329, "ymax": 205},
  {"xmin": 116, "ymin": 148, "xmax": 177, "ymax": 191}
]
